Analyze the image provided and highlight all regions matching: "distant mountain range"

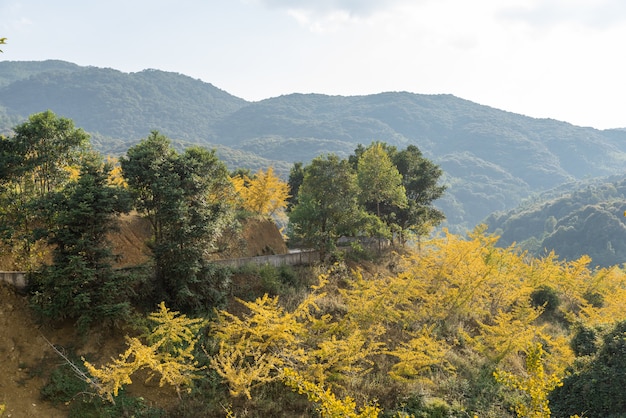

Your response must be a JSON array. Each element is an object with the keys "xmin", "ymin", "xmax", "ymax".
[{"xmin": 2, "ymin": 60, "xmax": 626, "ymax": 234}]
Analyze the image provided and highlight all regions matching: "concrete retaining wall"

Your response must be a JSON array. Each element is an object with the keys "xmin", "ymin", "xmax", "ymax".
[
  {"xmin": 212, "ymin": 250, "xmax": 320, "ymax": 269},
  {"xmin": 0, "ymin": 271, "xmax": 27, "ymax": 291},
  {"xmin": 0, "ymin": 251, "xmax": 320, "ymax": 290}
]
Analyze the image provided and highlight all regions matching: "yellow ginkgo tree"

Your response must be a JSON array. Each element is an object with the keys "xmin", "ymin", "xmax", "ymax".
[
  {"xmin": 84, "ymin": 302, "xmax": 207, "ymax": 402},
  {"xmin": 231, "ymin": 166, "xmax": 289, "ymax": 217}
]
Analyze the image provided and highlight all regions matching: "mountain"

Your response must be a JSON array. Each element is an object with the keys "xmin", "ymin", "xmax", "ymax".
[
  {"xmin": 2, "ymin": 60, "xmax": 626, "ymax": 232},
  {"xmin": 484, "ymin": 175, "xmax": 626, "ymax": 268},
  {"xmin": 0, "ymin": 61, "xmax": 246, "ymax": 142}
]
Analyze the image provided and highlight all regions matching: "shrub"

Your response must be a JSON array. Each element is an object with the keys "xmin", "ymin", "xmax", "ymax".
[
  {"xmin": 549, "ymin": 320, "xmax": 626, "ymax": 417},
  {"xmin": 583, "ymin": 290, "xmax": 604, "ymax": 308},
  {"xmin": 41, "ymin": 353, "xmax": 164, "ymax": 417},
  {"xmin": 570, "ymin": 325, "xmax": 598, "ymax": 357},
  {"xmin": 530, "ymin": 285, "xmax": 560, "ymax": 315},
  {"xmin": 41, "ymin": 361, "xmax": 90, "ymax": 405}
]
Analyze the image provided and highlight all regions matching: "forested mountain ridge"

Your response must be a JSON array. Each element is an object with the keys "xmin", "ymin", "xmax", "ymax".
[
  {"xmin": 0, "ymin": 62, "xmax": 246, "ymax": 141},
  {"xmin": 2, "ymin": 60, "xmax": 626, "ymax": 231},
  {"xmin": 485, "ymin": 175, "xmax": 626, "ymax": 268}
]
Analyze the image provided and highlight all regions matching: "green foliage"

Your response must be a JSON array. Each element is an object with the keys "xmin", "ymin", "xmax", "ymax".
[
  {"xmin": 41, "ymin": 352, "xmax": 165, "ymax": 417},
  {"xmin": 8, "ymin": 110, "xmax": 89, "ymax": 197},
  {"xmin": 41, "ymin": 360, "xmax": 91, "ymax": 405},
  {"xmin": 391, "ymin": 144, "xmax": 446, "ymax": 243},
  {"xmin": 231, "ymin": 264, "xmax": 311, "ymax": 301},
  {"xmin": 570, "ymin": 325, "xmax": 598, "ymax": 357},
  {"xmin": 530, "ymin": 285, "xmax": 561, "ymax": 315},
  {"xmin": 0, "ymin": 60, "xmax": 81, "ymax": 88},
  {"xmin": 289, "ymin": 142, "xmax": 445, "ymax": 254},
  {"xmin": 351, "ymin": 142, "xmax": 446, "ymax": 245},
  {"xmin": 0, "ymin": 110, "xmax": 90, "ymax": 266},
  {"xmin": 357, "ymin": 142, "xmax": 407, "ymax": 216},
  {"xmin": 486, "ymin": 176, "xmax": 626, "ymax": 268},
  {"xmin": 67, "ymin": 394, "xmax": 165, "ymax": 418},
  {"xmin": 549, "ymin": 320, "xmax": 626, "ymax": 417},
  {"xmin": 384, "ymin": 395, "xmax": 463, "ymax": 418},
  {"xmin": 289, "ymin": 154, "xmax": 368, "ymax": 257},
  {"xmin": 286, "ymin": 161, "xmax": 305, "ymax": 210},
  {"xmin": 29, "ymin": 153, "xmax": 133, "ymax": 332},
  {"xmin": 121, "ymin": 132, "xmax": 235, "ymax": 312},
  {"xmin": 0, "ymin": 64, "xmax": 245, "ymax": 143},
  {"xmin": 257, "ymin": 264, "xmax": 285, "ymax": 295},
  {"xmin": 6, "ymin": 61, "xmax": 626, "ymax": 233}
]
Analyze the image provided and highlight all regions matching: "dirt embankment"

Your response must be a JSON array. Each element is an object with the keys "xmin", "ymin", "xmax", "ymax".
[
  {"xmin": 1, "ymin": 213, "xmax": 288, "ymax": 271},
  {"xmin": 0, "ymin": 285, "xmax": 70, "ymax": 417},
  {"xmin": 108, "ymin": 213, "xmax": 288, "ymax": 267}
]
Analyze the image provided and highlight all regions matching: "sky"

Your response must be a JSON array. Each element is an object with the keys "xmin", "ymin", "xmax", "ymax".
[{"xmin": 2, "ymin": 0, "xmax": 626, "ymax": 129}]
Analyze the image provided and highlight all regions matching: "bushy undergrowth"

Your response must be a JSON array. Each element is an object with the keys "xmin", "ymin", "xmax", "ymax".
[
  {"xmin": 41, "ymin": 351, "xmax": 165, "ymax": 418},
  {"xmin": 232, "ymin": 263, "xmax": 314, "ymax": 299},
  {"xmin": 208, "ymin": 229, "xmax": 626, "ymax": 417},
  {"xmin": 37, "ymin": 230, "xmax": 626, "ymax": 417},
  {"xmin": 549, "ymin": 320, "xmax": 626, "ymax": 417}
]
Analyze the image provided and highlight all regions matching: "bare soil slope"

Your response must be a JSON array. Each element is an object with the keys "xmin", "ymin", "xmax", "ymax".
[
  {"xmin": 0, "ymin": 285, "xmax": 70, "ymax": 417},
  {"xmin": 108, "ymin": 213, "xmax": 288, "ymax": 265}
]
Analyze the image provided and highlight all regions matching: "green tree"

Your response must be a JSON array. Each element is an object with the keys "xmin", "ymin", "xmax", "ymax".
[
  {"xmin": 351, "ymin": 143, "xmax": 446, "ymax": 246},
  {"xmin": 0, "ymin": 111, "xmax": 89, "ymax": 268},
  {"xmin": 356, "ymin": 142, "xmax": 407, "ymax": 246},
  {"xmin": 0, "ymin": 37, "xmax": 6, "ymax": 52},
  {"xmin": 29, "ymin": 153, "xmax": 133, "ymax": 332},
  {"xmin": 10, "ymin": 110, "xmax": 88, "ymax": 197},
  {"xmin": 286, "ymin": 161, "xmax": 305, "ymax": 211},
  {"xmin": 289, "ymin": 154, "xmax": 367, "ymax": 258},
  {"xmin": 391, "ymin": 145, "xmax": 446, "ymax": 245},
  {"xmin": 119, "ymin": 131, "xmax": 176, "ymax": 243},
  {"xmin": 121, "ymin": 132, "xmax": 234, "ymax": 312}
]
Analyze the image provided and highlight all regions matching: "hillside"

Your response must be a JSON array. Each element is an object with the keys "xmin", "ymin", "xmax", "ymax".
[
  {"xmin": 0, "ymin": 63, "xmax": 246, "ymax": 143},
  {"xmin": 2, "ymin": 204, "xmax": 626, "ymax": 415},
  {"xmin": 485, "ymin": 175, "xmax": 626, "ymax": 268},
  {"xmin": 0, "ymin": 214, "xmax": 288, "ymax": 416},
  {"xmin": 2, "ymin": 61, "xmax": 626, "ymax": 232}
]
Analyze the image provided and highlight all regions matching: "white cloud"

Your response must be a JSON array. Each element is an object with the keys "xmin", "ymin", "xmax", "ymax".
[
  {"xmin": 258, "ymin": 0, "xmax": 400, "ymax": 16},
  {"xmin": 498, "ymin": 0, "xmax": 626, "ymax": 29},
  {"xmin": 254, "ymin": 0, "xmax": 412, "ymax": 31}
]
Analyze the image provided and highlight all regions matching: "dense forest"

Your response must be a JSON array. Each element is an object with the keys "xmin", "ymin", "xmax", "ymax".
[
  {"xmin": 3, "ymin": 61, "xmax": 626, "ymax": 233},
  {"xmin": 484, "ymin": 175, "xmax": 626, "ymax": 268},
  {"xmin": 2, "ymin": 108, "xmax": 626, "ymax": 417}
]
